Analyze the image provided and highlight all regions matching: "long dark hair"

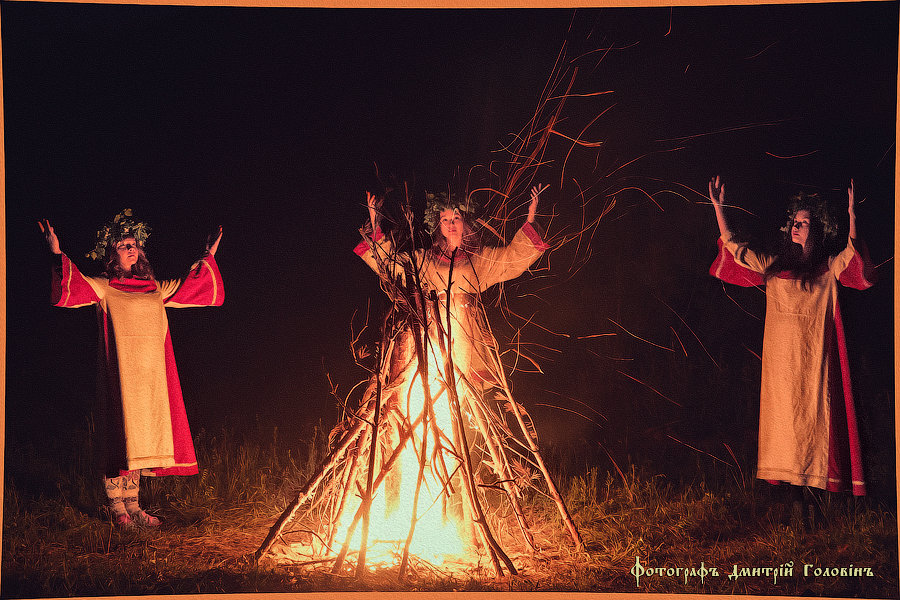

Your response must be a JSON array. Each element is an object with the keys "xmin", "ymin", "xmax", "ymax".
[
  {"xmin": 761, "ymin": 191, "xmax": 833, "ymax": 291},
  {"xmin": 104, "ymin": 244, "xmax": 154, "ymax": 280}
]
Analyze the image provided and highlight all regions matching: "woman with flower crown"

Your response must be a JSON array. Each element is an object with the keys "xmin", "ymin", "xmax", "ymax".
[
  {"xmin": 354, "ymin": 186, "xmax": 548, "ymax": 425},
  {"xmin": 356, "ymin": 185, "xmax": 548, "ymax": 387},
  {"xmin": 708, "ymin": 177, "xmax": 875, "ymax": 513},
  {"xmin": 39, "ymin": 212, "xmax": 224, "ymax": 529},
  {"xmin": 350, "ymin": 184, "xmax": 550, "ymax": 547}
]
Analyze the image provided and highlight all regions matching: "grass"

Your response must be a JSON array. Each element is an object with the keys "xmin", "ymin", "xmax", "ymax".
[{"xmin": 3, "ymin": 420, "xmax": 898, "ymax": 597}]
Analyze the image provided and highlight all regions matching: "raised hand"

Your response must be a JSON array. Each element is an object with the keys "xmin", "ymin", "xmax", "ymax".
[
  {"xmin": 848, "ymin": 179, "xmax": 856, "ymax": 215},
  {"xmin": 708, "ymin": 175, "xmax": 731, "ymax": 238},
  {"xmin": 206, "ymin": 226, "xmax": 223, "ymax": 256},
  {"xmin": 708, "ymin": 175, "xmax": 725, "ymax": 209},
  {"xmin": 528, "ymin": 183, "xmax": 548, "ymax": 223},
  {"xmin": 848, "ymin": 179, "xmax": 857, "ymax": 239},
  {"xmin": 38, "ymin": 219, "xmax": 62, "ymax": 254},
  {"xmin": 366, "ymin": 191, "xmax": 381, "ymax": 232}
]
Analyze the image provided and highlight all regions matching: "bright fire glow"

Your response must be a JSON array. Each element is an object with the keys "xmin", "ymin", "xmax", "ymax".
[
  {"xmin": 333, "ymin": 368, "xmax": 470, "ymax": 568},
  {"xmin": 267, "ymin": 351, "xmax": 482, "ymax": 573}
]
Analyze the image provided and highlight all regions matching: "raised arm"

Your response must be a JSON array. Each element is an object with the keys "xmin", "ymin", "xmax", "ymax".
[
  {"xmin": 354, "ymin": 191, "xmax": 407, "ymax": 282},
  {"xmin": 848, "ymin": 179, "xmax": 857, "ymax": 240},
  {"xmin": 706, "ymin": 177, "xmax": 770, "ymax": 282},
  {"xmin": 207, "ymin": 225, "xmax": 223, "ymax": 256},
  {"xmin": 161, "ymin": 228, "xmax": 225, "ymax": 307},
  {"xmin": 830, "ymin": 179, "xmax": 875, "ymax": 289},
  {"xmin": 709, "ymin": 175, "xmax": 731, "ymax": 239},
  {"xmin": 527, "ymin": 183, "xmax": 546, "ymax": 224},
  {"xmin": 366, "ymin": 191, "xmax": 380, "ymax": 233},
  {"xmin": 469, "ymin": 184, "xmax": 550, "ymax": 290},
  {"xmin": 39, "ymin": 219, "xmax": 103, "ymax": 307},
  {"xmin": 38, "ymin": 219, "xmax": 62, "ymax": 255}
]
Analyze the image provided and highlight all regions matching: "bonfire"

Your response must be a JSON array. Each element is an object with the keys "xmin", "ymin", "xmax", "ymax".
[
  {"xmin": 254, "ymin": 44, "xmax": 607, "ymax": 578},
  {"xmin": 254, "ymin": 195, "xmax": 583, "ymax": 578}
]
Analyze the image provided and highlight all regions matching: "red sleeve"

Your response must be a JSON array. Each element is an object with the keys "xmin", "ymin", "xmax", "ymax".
[
  {"xmin": 353, "ymin": 227, "xmax": 385, "ymax": 256},
  {"xmin": 709, "ymin": 238, "xmax": 764, "ymax": 287},
  {"xmin": 521, "ymin": 221, "xmax": 550, "ymax": 251},
  {"xmin": 838, "ymin": 239, "xmax": 877, "ymax": 290},
  {"xmin": 52, "ymin": 253, "xmax": 101, "ymax": 307},
  {"xmin": 164, "ymin": 254, "xmax": 224, "ymax": 307}
]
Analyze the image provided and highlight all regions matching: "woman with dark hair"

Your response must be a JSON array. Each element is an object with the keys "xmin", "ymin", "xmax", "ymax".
[
  {"xmin": 39, "ymin": 211, "xmax": 224, "ymax": 529},
  {"xmin": 708, "ymin": 176, "xmax": 875, "ymax": 510}
]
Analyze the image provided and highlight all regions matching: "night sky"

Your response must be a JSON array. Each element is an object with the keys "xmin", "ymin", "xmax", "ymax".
[{"xmin": 3, "ymin": 4, "xmax": 896, "ymax": 491}]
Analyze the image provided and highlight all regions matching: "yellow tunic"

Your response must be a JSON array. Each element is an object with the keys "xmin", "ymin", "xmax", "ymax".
[
  {"xmin": 54, "ymin": 253, "xmax": 224, "ymax": 475},
  {"xmin": 356, "ymin": 223, "xmax": 547, "ymax": 388},
  {"xmin": 722, "ymin": 234, "xmax": 867, "ymax": 489}
]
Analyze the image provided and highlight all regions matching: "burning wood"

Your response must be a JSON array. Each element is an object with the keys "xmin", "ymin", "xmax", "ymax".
[
  {"xmin": 255, "ymin": 43, "xmax": 602, "ymax": 578},
  {"xmin": 256, "ymin": 202, "xmax": 582, "ymax": 576}
]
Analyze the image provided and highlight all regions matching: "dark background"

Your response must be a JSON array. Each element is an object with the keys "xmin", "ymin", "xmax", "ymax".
[{"xmin": 3, "ymin": 4, "xmax": 896, "ymax": 498}]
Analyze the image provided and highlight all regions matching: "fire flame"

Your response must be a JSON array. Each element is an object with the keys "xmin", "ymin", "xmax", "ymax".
[
  {"xmin": 333, "ymin": 368, "xmax": 471, "ymax": 568},
  {"xmin": 271, "ymin": 350, "xmax": 480, "ymax": 572}
]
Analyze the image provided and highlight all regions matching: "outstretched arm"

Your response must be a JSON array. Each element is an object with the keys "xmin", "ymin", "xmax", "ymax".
[
  {"xmin": 527, "ymin": 183, "xmax": 547, "ymax": 224},
  {"xmin": 848, "ymin": 179, "xmax": 857, "ymax": 240},
  {"xmin": 355, "ymin": 191, "xmax": 406, "ymax": 281},
  {"xmin": 39, "ymin": 220, "xmax": 103, "ymax": 306},
  {"xmin": 207, "ymin": 226, "xmax": 223, "ymax": 256},
  {"xmin": 470, "ymin": 184, "xmax": 550, "ymax": 290},
  {"xmin": 160, "ymin": 226, "xmax": 226, "ymax": 306},
  {"xmin": 38, "ymin": 219, "xmax": 62, "ymax": 254},
  {"xmin": 366, "ymin": 191, "xmax": 381, "ymax": 233},
  {"xmin": 830, "ymin": 178, "xmax": 875, "ymax": 289},
  {"xmin": 708, "ymin": 175, "xmax": 731, "ymax": 238},
  {"xmin": 707, "ymin": 176, "xmax": 772, "ymax": 279}
]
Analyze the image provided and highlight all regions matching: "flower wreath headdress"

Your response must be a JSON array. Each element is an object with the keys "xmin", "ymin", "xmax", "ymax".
[
  {"xmin": 779, "ymin": 191, "xmax": 838, "ymax": 241},
  {"xmin": 87, "ymin": 209, "xmax": 151, "ymax": 261},
  {"xmin": 423, "ymin": 191, "xmax": 480, "ymax": 235}
]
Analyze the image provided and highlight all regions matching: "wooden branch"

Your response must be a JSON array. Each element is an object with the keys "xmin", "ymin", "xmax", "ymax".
[
  {"xmin": 331, "ymin": 410, "xmax": 425, "ymax": 573},
  {"xmin": 255, "ymin": 401, "xmax": 374, "ymax": 562},
  {"xmin": 483, "ymin": 323, "xmax": 584, "ymax": 552},
  {"xmin": 441, "ymin": 248, "xmax": 517, "ymax": 576},
  {"xmin": 459, "ymin": 385, "xmax": 536, "ymax": 551},
  {"xmin": 355, "ymin": 334, "xmax": 385, "ymax": 578}
]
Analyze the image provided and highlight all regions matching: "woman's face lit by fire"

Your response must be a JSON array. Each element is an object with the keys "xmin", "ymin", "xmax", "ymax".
[
  {"xmin": 790, "ymin": 209, "xmax": 811, "ymax": 255},
  {"xmin": 439, "ymin": 209, "xmax": 465, "ymax": 251},
  {"xmin": 116, "ymin": 237, "xmax": 141, "ymax": 272}
]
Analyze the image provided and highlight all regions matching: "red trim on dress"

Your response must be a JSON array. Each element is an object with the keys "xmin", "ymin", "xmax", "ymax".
[
  {"xmin": 831, "ymin": 299, "xmax": 866, "ymax": 495},
  {"xmin": 708, "ymin": 238, "xmax": 764, "ymax": 287},
  {"xmin": 141, "ymin": 329, "xmax": 199, "ymax": 477},
  {"xmin": 711, "ymin": 237, "xmax": 870, "ymax": 495},
  {"xmin": 109, "ymin": 278, "xmax": 158, "ymax": 293},
  {"xmin": 522, "ymin": 221, "xmax": 550, "ymax": 251},
  {"xmin": 839, "ymin": 240, "xmax": 876, "ymax": 289},
  {"xmin": 166, "ymin": 255, "xmax": 224, "ymax": 306},
  {"xmin": 354, "ymin": 228, "xmax": 384, "ymax": 256},
  {"xmin": 53, "ymin": 254, "xmax": 100, "ymax": 306}
]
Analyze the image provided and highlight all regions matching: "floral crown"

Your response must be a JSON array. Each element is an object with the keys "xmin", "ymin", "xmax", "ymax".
[
  {"xmin": 423, "ymin": 191, "xmax": 479, "ymax": 234},
  {"xmin": 86, "ymin": 209, "xmax": 151, "ymax": 261},
  {"xmin": 779, "ymin": 192, "xmax": 838, "ymax": 241}
]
